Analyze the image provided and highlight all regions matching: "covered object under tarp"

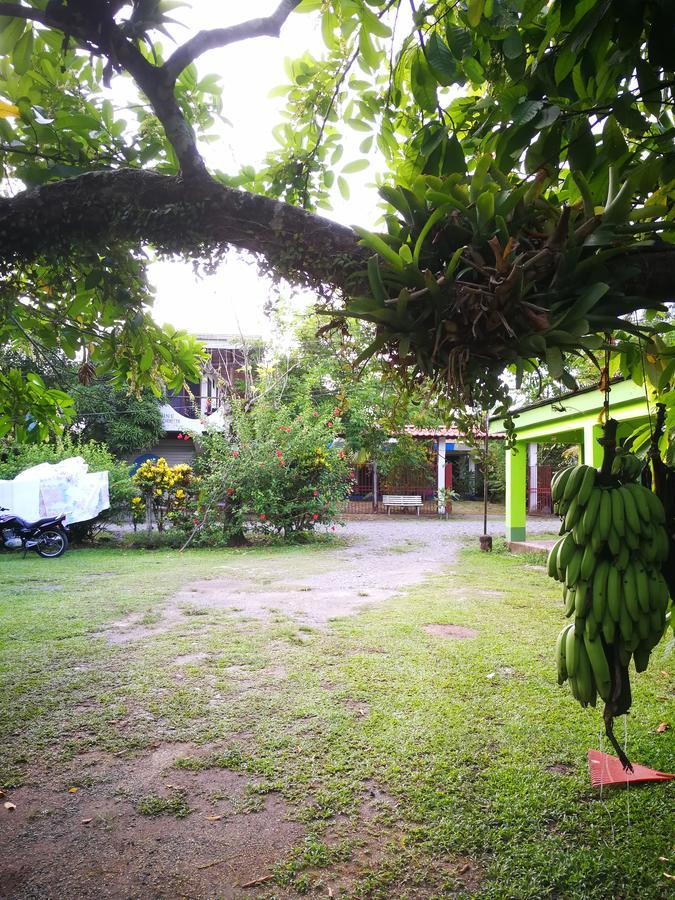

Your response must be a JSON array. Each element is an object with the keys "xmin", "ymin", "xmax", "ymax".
[{"xmin": 0, "ymin": 457, "xmax": 109, "ymax": 525}]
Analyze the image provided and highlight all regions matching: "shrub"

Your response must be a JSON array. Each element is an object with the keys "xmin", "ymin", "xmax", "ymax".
[
  {"xmin": 191, "ymin": 401, "xmax": 353, "ymax": 541},
  {"xmin": 131, "ymin": 458, "xmax": 196, "ymax": 532}
]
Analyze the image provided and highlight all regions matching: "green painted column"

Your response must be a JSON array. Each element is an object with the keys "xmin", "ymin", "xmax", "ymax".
[
  {"xmin": 583, "ymin": 422, "xmax": 603, "ymax": 468},
  {"xmin": 506, "ymin": 441, "xmax": 527, "ymax": 542}
]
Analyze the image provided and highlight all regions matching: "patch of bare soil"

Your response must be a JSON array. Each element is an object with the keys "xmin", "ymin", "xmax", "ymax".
[
  {"xmin": 424, "ymin": 624, "xmax": 479, "ymax": 639},
  {"xmin": 1, "ymin": 743, "xmax": 303, "ymax": 900}
]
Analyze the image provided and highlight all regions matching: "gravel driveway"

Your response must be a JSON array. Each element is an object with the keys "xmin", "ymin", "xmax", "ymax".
[{"xmin": 103, "ymin": 512, "xmax": 558, "ymax": 641}]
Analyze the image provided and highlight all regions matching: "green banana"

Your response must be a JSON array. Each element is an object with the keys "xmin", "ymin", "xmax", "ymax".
[
  {"xmin": 557, "ymin": 532, "xmax": 577, "ymax": 572},
  {"xmin": 610, "ymin": 488, "xmax": 625, "ymax": 537},
  {"xmin": 551, "ymin": 466, "xmax": 575, "ymax": 503},
  {"xmin": 564, "ymin": 494, "xmax": 583, "ymax": 531},
  {"xmin": 584, "ymin": 633, "xmax": 612, "ymax": 701},
  {"xmin": 556, "ymin": 624, "xmax": 572, "ymax": 684},
  {"xmin": 633, "ymin": 643, "xmax": 651, "ymax": 673},
  {"xmin": 563, "ymin": 465, "xmax": 587, "ymax": 502},
  {"xmin": 607, "ymin": 527, "xmax": 621, "ymax": 558},
  {"xmin": 575, "ymin": 580, "xmax": 589, "ymax": 616},
  {"xmin": 634, "ymin": 564, "xmax": 650, "ymax": 614},
  {"xmin": 585, "ymin": 611, "xmax": 599, "ymax": 641},
  {"xmin": 597, "ymin": 490, "xmax": 612, "ymax": 540},
  {"xmin": 592, "ymin": 559, "xmax": 609, "ymax": 620},
  {"xmin": 618, "ymin": 642, "xmax": 632, "ymax": 667},
  {"xmin": 619, "ymin": 486, "xmax": 641, "ymax": 534},
  {"xmin": 582, "ymin": 487, "xmax": 602, "ymax": 534},
  {"xmin": 624, "ymin": 527, "xmax": 640, "ymax": 552},
  {"xmin": 615, "ymin": 542, "xmax": 630, "ymax": 571},
  {"xmin": 623, "ymin": 564, "xmax": 640, "ymax": 621},
  {"xmin": 624, "ymin": 482, "xmax": 651, "ymax": 524},
  {"xmin": 654, "ymin": 526, "xmax": 669, "ymax": 563},
  {"xmin": 642, "ymin": 487, "xmax": 666, "ymax": 525},
  {"xmin": 566, "ymin": 548, "xmax": 583, "ymax": 588},
  {"xmin": 580, "ymin": 542, "xmax": 596, "ymax": 581},
  {"xmin": 575, "ymin": 639, "xmax": 594, "ymax": 705},
  {"xmin": 607, "ymin": 566, "xmax": 622, "ymax": 621},
  {"xmin": 548, "ymin": 538, "xmax": 563, "ymax": 579},
  {"xmin": 601, "ymin": 614, "xmax": 616, "ymax": 644},
  {"xmin": 619, "ymin": 603, "xmax": 634, "ymax": 642},
  {"xmin": 564, "ymin": 586, "xmax": 576, "ymax": 617},
  {"xmin": 565, "ymin": 626, "xmax": 580, "ymax": 677},
  {"xmin": 577, "ymin": 466, "xmax": 597, "ymax": 506}
]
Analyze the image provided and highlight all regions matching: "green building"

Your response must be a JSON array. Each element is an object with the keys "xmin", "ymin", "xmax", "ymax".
[{"xmin": 490, "ymin": 380, "xmax": 653, "ymax": 543}]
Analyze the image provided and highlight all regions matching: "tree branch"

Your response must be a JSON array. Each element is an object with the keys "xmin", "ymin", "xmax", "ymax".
[
  {"xmin": 0, "ymin": 168, "xmax": 367, "ymax": 291},
  {"xmin": 163, "ymin": 0, "xmax": 303, "ymax": 83},
  {"xmin": 0, "ymin": 3, "xmax": 49, "ymax": 25}
]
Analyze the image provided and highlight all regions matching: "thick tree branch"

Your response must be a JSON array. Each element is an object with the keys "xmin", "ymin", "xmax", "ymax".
[
  {"xmin": 0, "ymin": 169, "xmax": 367, "ymax": 291},
  {"xmin": 163, "ymin": 0, "xmax": 303, "ymax": 83},
  {"xmin": 0, "ymin": 3, "xmax": 49, "ymax": 24}
]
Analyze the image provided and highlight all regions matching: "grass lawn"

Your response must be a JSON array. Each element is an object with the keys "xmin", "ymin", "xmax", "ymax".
[{"xmin": 0, "ymin": 539, "xmax": 673, "ymax": 898}]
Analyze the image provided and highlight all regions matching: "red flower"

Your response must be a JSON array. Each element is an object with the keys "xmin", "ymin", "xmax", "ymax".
[
  {"xmin": 312, "ymin": 411, "xmax": 318, "ymax": 417},
  {"xmin": 193, "ymin": 517, "xmax": 199, "ymax": 525},
  {"xmin": 313, "ymin": 490, "xmax": 318, "ymax": 497},
  {"xmin": 275, "ymin": 450, "xmax": 282, "ymax": 457},
  {"xmin": 177, "ymin": 433, "xmax": 183, "ymax": 439},
  {"xmin": 279, "ymin": 460, "xmax": 285, "ymax": 466},
  {"xmin": 327, "ymin": 421, "xmax": 333, "ymax": 427},
  {"xmin": 338, "ymin": 450, "xmax": 344, "ymax": 458},
  {"xmin": 232, "ymin": 450, "xmax": 239, "ymax": 458},
  {"xmin": 333, "ymin": 408, "xmax": 340, "ymax": 416},
  {"xmin": 312, "ymin": 513, "xmax": 318, "ymax": 520},
  {"xmin": 260, "ymin": 513, "xmax": 266, "ymax": 521},
  {"xmin": 285, "ymin": 427, "xmax": 291, "ymax": 433},
  {"xmin": 227, "ymin": 487, "xmax": 234, "ymax": 495},
  {"xmin": 279, "ymin": 425, "xmax": 285, "ymax": 431}
]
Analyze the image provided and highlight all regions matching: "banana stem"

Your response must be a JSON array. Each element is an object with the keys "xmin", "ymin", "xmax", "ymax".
[{"xmin": 598, "ymin": 418, "xmax": 618, "ymax": 485}]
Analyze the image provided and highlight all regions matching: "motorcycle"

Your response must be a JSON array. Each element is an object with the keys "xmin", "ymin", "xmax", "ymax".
[{"xmin": 0, "ymin": 507, "xmax": 69, "ymax": 558}]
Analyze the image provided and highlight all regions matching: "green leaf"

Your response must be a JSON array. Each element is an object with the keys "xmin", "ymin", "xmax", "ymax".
[
  {"xmin": 567, "ymin": 117, "xmax": 596, "ymax": 172},
  {"xmin": 534, "ymin": 104, "xmax": 561, "ymax": 129},
  {"xmin": 0, "ymin": 16, "xmax": 25, "ymax": 55},
  {"xmin": 426, "ymin": 34, "xmax": 456, "ymax": 86},
  {"xmin": 12, "ymin": 28, "xmax": 33, "ymax": 77},
  {"xmin": 554, "ymin": 45, "xmax": 576, "ymax": 84},
  {"xmin": 503, "ymin": 29, "xmax": 524, "ymax": 60},
  {"xmin": 342, "ymin": 159, "xmax": 370, "ymax": 174},
  {"xmin": 338, "ymin": 176, "xmax": 350, "ymax": 200},
  {"xmin": 462, "ymin": 56, "xmax": 485, "ymax": 84},
  {"xmin": 512, "ymin": 99, "xmax": 543, "ymax": 127},
  {"xmin": 602, "ymin": 115, "xmax": 628, "ymax": 160},
  {"xmin": 467, "ymin": 0, "xmax": 485, "ymax": 27},
  {"xmin": 411, "ymin": 54, "xmax": 438, "ymax": 113}
]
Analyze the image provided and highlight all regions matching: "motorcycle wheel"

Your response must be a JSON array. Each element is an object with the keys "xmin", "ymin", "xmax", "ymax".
[{"xmin": 35, "ymin": 528, "xmax": 68, "ymax": 558}]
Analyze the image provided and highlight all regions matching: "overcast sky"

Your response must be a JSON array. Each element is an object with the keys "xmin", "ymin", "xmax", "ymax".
[{"xmin": 150, "ymin": 1, "xmax": 383, "ymax": 339}]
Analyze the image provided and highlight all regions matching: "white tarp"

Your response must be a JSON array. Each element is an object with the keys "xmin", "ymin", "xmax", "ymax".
[{"xmin": 0, "ymin": 457, "xmax": 109, "ymax": 525}]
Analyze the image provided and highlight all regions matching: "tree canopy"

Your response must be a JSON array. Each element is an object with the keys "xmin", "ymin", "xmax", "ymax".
[{"xmin": 0, "ymin": 0, "xmax": 673, "ymax": 437}]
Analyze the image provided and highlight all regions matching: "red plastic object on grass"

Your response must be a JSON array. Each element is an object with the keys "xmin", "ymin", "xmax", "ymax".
[{"xmin": 588, "ymin": 750, "xmax": 675, "ymax": 787}]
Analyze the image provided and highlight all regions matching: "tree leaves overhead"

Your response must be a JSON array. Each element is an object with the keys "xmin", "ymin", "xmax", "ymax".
[{"xmin": 0, "ymin": 0, "xmax": 674, "ymax": 440}]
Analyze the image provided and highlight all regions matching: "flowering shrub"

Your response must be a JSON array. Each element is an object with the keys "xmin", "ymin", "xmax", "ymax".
[
  {"xmin": 193, "ymin": 401, "xmax": 353, "ymax": 540},
  {"xmin": 132, "ymin": 458, "xmax": 196, "ymax": 532}
]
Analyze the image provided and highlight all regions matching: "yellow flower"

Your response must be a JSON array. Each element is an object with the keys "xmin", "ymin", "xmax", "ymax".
[
  {"xmin": 131, "ymin": 497, "xmax": 142, "ymax": 505},
  {"xmin": 176, "ymin": 489, "xmax": 185, "ymax": 499}
]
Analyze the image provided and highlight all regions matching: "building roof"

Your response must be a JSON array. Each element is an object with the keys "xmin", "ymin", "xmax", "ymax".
[
  {"xmin": 404, "ymin": 426, "xmax": 503, "ymax": 440},
  {"xmin": 197, "ymin": 333, "xmax": 262, "ymax": 348}
]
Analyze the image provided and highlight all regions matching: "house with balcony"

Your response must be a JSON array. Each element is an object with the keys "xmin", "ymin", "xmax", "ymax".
[{"xmin": 130, "ymin": 333, "xmax": 261, "ymax": 469}]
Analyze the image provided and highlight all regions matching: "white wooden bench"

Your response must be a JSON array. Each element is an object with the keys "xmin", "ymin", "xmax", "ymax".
[{"xmin": 382, "ymin": 494, "xmax": 423, "ymax": 515}]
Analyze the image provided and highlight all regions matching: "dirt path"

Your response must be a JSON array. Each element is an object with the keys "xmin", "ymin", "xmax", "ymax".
[{"xmin": 100, "ymin": 514, "xmax": 557, "ymax": 641}]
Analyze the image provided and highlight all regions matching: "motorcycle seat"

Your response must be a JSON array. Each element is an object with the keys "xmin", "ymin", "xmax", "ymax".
[{"xmin": 16, "ymin": 515, "xmax": 65, "ymax": 529}]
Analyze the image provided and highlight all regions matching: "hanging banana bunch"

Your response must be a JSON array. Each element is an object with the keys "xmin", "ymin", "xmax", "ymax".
[{"xmin": 549, "ymin": 425, "xmax": 672, "ymax": 768}]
